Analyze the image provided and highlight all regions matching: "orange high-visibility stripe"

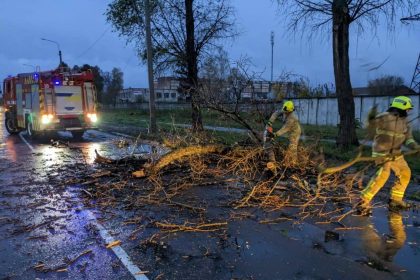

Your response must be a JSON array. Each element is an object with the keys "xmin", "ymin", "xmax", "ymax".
[
  {"xmin": 39, "ymin": 89, "xmax": 45, "ymax": 114},
  {"xmin": 361, "ymin": 167, "xmax": 385, "ymax": 201}
]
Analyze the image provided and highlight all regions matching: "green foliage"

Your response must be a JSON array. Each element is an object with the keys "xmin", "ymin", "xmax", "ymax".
[{"xmin": 320, "ymin": 143, "xmax": 360, "ymax": 161}]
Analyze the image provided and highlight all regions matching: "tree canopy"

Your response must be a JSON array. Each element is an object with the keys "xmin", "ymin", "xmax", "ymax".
[
  {"xmin": 276, "ymin": 0, "xmax": 419, "ymax": 148},
  {"xmin": 106, "ymin": 0, "xmax": 236, "ymax": 75}
]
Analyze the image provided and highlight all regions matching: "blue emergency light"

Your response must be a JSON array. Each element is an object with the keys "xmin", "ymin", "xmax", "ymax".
[{"xmin": 52, "ymin": 77, "xmax": 61, "ymax": 86}]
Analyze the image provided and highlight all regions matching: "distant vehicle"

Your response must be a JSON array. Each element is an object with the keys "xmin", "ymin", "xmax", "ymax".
[{"xmin": 3, "ymin": 69, "xmax": 98, "ymax": 139}]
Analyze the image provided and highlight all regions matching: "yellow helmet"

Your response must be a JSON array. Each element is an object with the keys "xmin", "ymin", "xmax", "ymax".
[
  {"xmin": 282, "ymin": 100, "xmax": 294, "ymax": 112},
  {"xmin": 390, "ymin": 96, "xmax": 413, "ymax": 110}
]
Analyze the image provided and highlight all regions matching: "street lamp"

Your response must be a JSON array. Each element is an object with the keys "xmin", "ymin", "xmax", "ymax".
[
  {"xmin": 270, "ymin": 31, "xmax": 274, "ymax": 85},
  {"xmin": 23, "ymin": 64, "xmax": 41, "ymax": 74},
  {"xmin": 270, "ymin": 31, "xmax": 275, "ymax": 99},
  {"xmin": 23, "ymin": 63, "xmax": 36, "ymax": 71},
  {"xmin": 41, "ymin": 37, "xmax": 63, "ymax": 65}
]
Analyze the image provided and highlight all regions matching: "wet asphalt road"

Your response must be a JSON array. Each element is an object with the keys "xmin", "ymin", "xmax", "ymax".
[
  {"xmin": 2, "ymin": 109, "xmax": 420, "ymax": 279},
  {"xmin": 0, "ymin": 112, "xmax": 143, "ymax": 279}
]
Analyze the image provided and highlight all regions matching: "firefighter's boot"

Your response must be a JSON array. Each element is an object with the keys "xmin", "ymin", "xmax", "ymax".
[{"xmin": 388, "ymin": 199, "xmax": 411, "ymax": 212}]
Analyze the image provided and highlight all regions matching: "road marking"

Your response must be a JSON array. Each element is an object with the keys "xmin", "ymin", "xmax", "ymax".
[
  {"xmin": 19, "ymin": 133, "xmax": 35, "ymax": 152},
  {"xmin": 84, "ymin": 210, "xmax": 149, "ymax": 280},
  {"xmin": 18, "ymin": 132, "xmax": 149, "ymax": 280}
]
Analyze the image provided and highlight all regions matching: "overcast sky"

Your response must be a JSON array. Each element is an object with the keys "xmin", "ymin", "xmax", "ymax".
[{"xmin": 1, "ymin": 0, "xmax": 419, "ymax": 90}]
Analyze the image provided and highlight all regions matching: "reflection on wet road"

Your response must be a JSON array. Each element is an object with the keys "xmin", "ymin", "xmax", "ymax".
[
  {"xmin": 1, "ymin": 110, "xmax": 420, "ymax": 279},
  {"xmin": 0, "ymin": 111, "xmax": 144, "ymax": 279},
  {"xmin": 361, "ymin": 211, "xmax": 406, "ymax": 263}
]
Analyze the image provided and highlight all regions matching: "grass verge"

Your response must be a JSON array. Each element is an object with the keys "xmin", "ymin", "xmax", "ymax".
[{"xmin": 99, "ymin": 108, "xmax": 420, "ymax": 173}]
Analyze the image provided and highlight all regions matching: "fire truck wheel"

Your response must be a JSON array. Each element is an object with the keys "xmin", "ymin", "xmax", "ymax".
[
  {"xmin": 5, "ymin": 117, "xmax": 19, "ymax": 135},
  {"xmin": 71, "ymin": 131, "xmax": 85, "ymax": 140},
  {"xmin": 26, "ymin": 121, "xmax": 38, "ymax": 139}
]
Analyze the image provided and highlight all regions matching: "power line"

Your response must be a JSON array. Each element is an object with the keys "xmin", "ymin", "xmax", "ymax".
[
  {"xmin": 75, "ymin": 28, "xmax": 110, "ymax": 60},
  {"xmin": 400, "ymin": 13, "xmax": 420, "ymax": 22}
]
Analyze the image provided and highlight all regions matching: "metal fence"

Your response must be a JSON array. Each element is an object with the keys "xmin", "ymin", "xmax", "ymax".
[
  {"xmin": 102, "ymin": 94, "xmax": 420, "ymax": 131},
  {"xmin": 291, "ymin": 94, "xmax": 420, "ymax": 131}
]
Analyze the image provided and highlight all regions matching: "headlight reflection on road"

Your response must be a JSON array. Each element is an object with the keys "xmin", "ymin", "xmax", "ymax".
[
  {"xmin": 5, "ymin": 139, "xmax": 17, "ymax": 162},
  {"xmin": 84, "ymin": 143, "xmax": 101, "ymax": 164},
  {"xmin": 40, "ymin": 146, "xmax": 61, "ymax": 168}
]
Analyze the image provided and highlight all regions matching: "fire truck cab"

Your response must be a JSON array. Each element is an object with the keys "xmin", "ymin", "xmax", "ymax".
[{"xmin": 3, "ymin": 69, "xmax": 98, "ymax": 139}]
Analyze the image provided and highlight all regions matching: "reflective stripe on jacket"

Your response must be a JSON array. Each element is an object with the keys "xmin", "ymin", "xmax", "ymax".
[
  {"xmin": 273, "ymin": 112, "xmax": 301, "ymax": 145},
  {"xmin": 371, "ymin": 112, "xmax": 416, "ymax": 155}
]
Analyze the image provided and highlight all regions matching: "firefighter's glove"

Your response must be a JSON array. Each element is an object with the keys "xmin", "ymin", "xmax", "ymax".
[
  {"xmin": 407, "ymin": 141, "xmax": 419, "ymax": 151},
  {"xmin": 266, "ymin": 127, "xmax": 274, "ymax": 139}
]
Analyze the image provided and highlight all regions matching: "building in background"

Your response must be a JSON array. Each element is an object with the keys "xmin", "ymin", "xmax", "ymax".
[
  {"xmin": 117, "ymin": 77, "xmax": 185, "ymax": 104},
  {"xmin": 118, "ymin": 78, "xmax": 415, "ymax": 104},
  {"xmin": 154, "ymin": 77, "xmax": 183, "ymax": 102},
  {"xmin": 241, "ymin": 81, "xmax": 270, "ymax": 100},
  {"xmin": 117, "ymin": 87, "xmax": 149, "ymax": 103}
]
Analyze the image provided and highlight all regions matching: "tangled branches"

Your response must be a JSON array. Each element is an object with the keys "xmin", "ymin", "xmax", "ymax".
[{"xmin": 79, "ymin": 134, "xmax": 375, "ymax": 237}]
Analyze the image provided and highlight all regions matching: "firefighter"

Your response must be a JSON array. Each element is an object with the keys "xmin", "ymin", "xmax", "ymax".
[
  {"xmin": 359, "ymin": 96, "xmax": 419, "ymax": 212},
  {"xmin": 265, "ymin": 100, "xmax": 302, "ymax": 168}
]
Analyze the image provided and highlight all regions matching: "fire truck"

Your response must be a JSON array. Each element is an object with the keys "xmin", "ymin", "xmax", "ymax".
[{"xmin": 3, "ymin": 69, "xmax": 98, "ymax": 139}]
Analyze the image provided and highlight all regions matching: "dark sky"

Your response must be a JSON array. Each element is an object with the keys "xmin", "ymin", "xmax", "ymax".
[{"xmin": 1, "ymin": 0, "xmax": 419, "ymax": 89}]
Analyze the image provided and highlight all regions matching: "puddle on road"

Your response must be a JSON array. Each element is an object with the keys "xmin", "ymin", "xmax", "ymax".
[
  {"xmin": 29, "ymin": 130, "xmax": 160, "ymax": 165},
  {"xmin": 3, "ymin": 123, "xmax": 420, "ymax": 278}
]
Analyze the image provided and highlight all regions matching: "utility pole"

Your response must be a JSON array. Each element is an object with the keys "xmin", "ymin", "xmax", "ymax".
[
  {"xmin": 144, "ymin": 0, "xmax": 157, "ymax": 133},
  {"xmin": 410, "ymin": 53, "xmax": 420, "ymax": 94},
  {"xmin": 400, "ymin": 13, "xmax": 420, "ymax": 94},
  {"xmin": 270, "ymin": 31, "xmax": 274, "ymax": 85}
]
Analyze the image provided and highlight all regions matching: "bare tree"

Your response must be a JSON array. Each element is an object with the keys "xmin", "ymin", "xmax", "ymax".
[
  {"xmin": 368, "ymin": 75, "xmax": 404, "ymax": 95},
  {"xmin": 103, "ymin": 68, "xmax": 124, "ymax": 106},
  {"xmin": 200, "ymin": 56, "xmax": 268, "ymax": 143},
  {"xmin": 107, "ymin": 0, "xmax": 236, "ymax": 132},
  {"xmin": 200, "ymin": 47, "xmax": 230, "ymax": 101},
  {"xmin": 276, "ymin": 0, "xmax": 418, "ymax": 148}
]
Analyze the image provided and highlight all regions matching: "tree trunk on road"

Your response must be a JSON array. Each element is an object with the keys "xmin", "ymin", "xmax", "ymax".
[
  {"xmin": 185, "ymin": 0, "xmax": 203, "ymax": 132},
  {"xmin": 332, "ymin": 0, "xmax": 359, "ymax": 148}
]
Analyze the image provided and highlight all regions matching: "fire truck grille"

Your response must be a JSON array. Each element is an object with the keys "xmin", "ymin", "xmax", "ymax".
[{"xmin": 60, "ymin": 118, "xmax": 82, "ymax": 128}]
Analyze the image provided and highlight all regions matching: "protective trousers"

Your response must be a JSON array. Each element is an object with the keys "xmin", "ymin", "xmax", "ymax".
[
  {"xmin": 285, "ymin": 138, "xmax": 298, "ymax": 164},
  {"xmin": 361, "ymin": 156, "xmax": 411, "ymax": 203},
  {"xmin": 264, "ymin": 138, "xmax": 298, "ymax": 164}
]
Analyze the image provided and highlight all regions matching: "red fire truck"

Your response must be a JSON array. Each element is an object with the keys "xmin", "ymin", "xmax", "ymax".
[{"xmin": 3, "ymin": 69, "xmax": 98, "ymax": 139}]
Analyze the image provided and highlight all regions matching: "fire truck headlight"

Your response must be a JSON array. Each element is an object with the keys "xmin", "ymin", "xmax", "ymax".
[
  {"xmin": 87, "ymin": 113, "xmax": 98, "ymax": 123},
  {"xmin": 41, "ymin": 114, "xmax": 51, "ymax": 124}
]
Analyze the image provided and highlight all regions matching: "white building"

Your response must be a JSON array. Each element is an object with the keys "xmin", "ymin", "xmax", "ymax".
[
  {"xmin": 241, "ymin": 81, "xmax": 271, "ymax": 100},
  {"xmin": 117, "ymin": 88, "xmax": 149, "ymax": 103},
  {"xmin": 154, "ymin": 77, "xmax": 183, "ymax": 102}
]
